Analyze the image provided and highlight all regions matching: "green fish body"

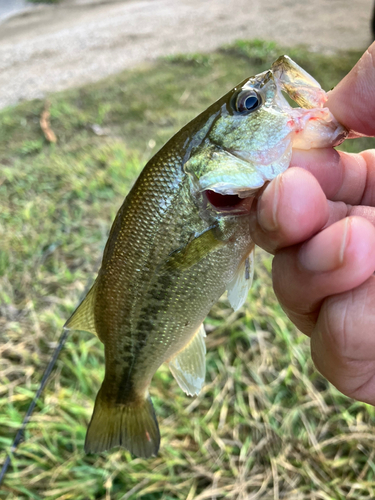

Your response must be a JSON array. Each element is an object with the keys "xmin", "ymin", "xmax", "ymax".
[{"xmin": 65, "ymin": 56, "xmax": 347, "ymax": 457}]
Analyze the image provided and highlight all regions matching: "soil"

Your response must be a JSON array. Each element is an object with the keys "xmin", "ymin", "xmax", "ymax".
[{"xmin": 0, "ymin": 0, "xmax": 374, "ymax": 109}]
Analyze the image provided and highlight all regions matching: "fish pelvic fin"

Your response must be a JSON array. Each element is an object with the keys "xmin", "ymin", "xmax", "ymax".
[
  {"xmin": 227, "ymin": 246, "xmax": 255, "ymax": 311},
  {"xmin": 168, "ymin": 323, "xmax": 206, "ymax": 396},
  {"xmin": 64, "ymin": 280, "xmax": 98, "ymax": 337},
  {"xmin": 84, "ymin": 387, "xmax": 160, "ymax": 458}
]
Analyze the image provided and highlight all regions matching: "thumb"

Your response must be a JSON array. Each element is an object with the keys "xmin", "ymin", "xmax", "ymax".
[{"xmin": 326, "ymin": 42, "xmax": 375, "ymax": 137}]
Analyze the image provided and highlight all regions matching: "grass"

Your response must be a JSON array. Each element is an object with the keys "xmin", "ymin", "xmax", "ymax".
[
  {"xmin": 1, "ymin": 39, "xmax": 375, "ymax": 499},
  {"xmin": 27, "ymin": 1, "xmax": 60, "ymax": 4}
]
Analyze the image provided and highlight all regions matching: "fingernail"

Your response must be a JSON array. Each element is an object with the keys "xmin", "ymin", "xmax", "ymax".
[
  {"xmin": 257, "ymin": 176, "xmax": 281, "ymax": 232},
  {"xmin": 299, "ymin": 218, "xmax": 350, "ymax": 272}
]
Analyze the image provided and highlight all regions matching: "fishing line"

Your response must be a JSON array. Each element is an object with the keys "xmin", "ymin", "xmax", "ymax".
[
  {"xmin": 0, "ymin": 327, "xmax": 70, "ymax": 486},
  {"xmin": 0, "ymin": 263, "xmax": 100, "ymax": 487}
]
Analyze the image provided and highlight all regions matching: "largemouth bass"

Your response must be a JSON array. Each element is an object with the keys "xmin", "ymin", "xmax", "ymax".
[{"xmin": 65, "ymin": 56, "xmax": 347, "ymax": 458}]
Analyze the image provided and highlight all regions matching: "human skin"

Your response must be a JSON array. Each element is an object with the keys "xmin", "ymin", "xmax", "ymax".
[{"xmin": 249, "ymin": 43, "xmax": 375, "ymax": 405}]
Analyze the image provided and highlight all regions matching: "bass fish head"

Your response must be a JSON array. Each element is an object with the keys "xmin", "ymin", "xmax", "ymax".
[
  {"xmin": 185, "ymin": 68, "xmax": 292, "ymax": 206},
  {"xmin": 184, "ymin": 56, "xmax": 347, "ymax": 212},
  {"xmin": 208, "ymin": 68, "xmax": 292, "ymax": 159}
]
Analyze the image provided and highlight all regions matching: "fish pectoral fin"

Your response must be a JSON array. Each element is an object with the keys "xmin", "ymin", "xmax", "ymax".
[
  {"xmin": 64, "ymin": 280, "xmax": 99, "ymax": 337},
  {"xmin": 85, "ymin": 387, "xmax": 160, "ymax": 458},
  {"xmin": 164, "ymin": 227, "xmax": 224, "ymax": 271},
  {"xmin": 227, "ymin": 246, "xmax": 255, "ymax": 311},
  {"xmin": 168, "ymin": 323, "xmax": 206, "ymax": 397}
]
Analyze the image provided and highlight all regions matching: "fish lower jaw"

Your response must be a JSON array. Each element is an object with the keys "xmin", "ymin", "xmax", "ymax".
[{"xmin": 200, "ymin": 159, "xmax": 291, "ymax": 199}]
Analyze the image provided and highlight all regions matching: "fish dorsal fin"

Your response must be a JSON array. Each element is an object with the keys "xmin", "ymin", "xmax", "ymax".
[
  {"xmin": 227, "ymin": 247, "xmax": 255, "ymax": 311},
  {"xmin": 168, "ymin": 324, "xmax": 206, "ymax": 396},
  {"xmin": 64, "ymin": 280, "xmax": 98, "ymax": 337}
]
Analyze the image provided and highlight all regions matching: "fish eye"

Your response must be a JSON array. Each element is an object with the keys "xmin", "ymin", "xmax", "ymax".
[{"xmin": 233, "ymin": 90, "xmax": 262, "ymax": 114}]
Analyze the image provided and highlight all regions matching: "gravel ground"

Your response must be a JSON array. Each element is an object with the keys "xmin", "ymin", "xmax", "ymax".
[{"xmin": 0, "ymin": 0, "xmax": 374, "ymax": 109}]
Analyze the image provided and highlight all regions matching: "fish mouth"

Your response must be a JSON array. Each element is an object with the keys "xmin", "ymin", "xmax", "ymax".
[
  {"xmin": 200, "ymin": 148, "xmax": 260, "ymax": 215},
  {"xmin": 204, "ymin": 189, "xmax": 254, "ymax": 215},
  {"xmin": 192, "ymin": 140, "xmax": 291, "ymax": 216}
]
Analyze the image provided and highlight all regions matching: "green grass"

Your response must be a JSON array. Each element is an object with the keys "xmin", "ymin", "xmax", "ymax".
[
  {"xmin": 1, "ymin": 39, "xmax": 375, "ymax": 499},
  {"xmin": 27, "ymin": 1, "xmax": 60, "ymax": 4}
]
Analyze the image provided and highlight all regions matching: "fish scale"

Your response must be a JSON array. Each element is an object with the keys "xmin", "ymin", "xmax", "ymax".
[{"xmin": 65, "ymin": 56, "xmax": 347, "ymax": 457}]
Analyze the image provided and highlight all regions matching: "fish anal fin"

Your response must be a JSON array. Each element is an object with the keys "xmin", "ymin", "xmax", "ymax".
[
  {"xmin": 168, "ymin": 323, "xmax": 206, "ymax": 397},
  {"xmin": 85, "ymin": 387, "xmax": 160, "ymax": 458},
  {"xmin": 227, "ymin": 247, "xmax": 255, "ymax": 311},
  {"xmin": 64, "ymin": 280, "xmax": 98, "ymax": 337}
]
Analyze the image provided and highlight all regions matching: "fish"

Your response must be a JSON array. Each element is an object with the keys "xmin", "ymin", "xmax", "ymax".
[{"xmin": 64, "ymin": 56, "xmax": 347, "ymax": 458}]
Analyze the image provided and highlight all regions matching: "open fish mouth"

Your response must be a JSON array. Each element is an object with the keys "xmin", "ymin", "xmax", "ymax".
[
  {"xmin": 204, "ymin": 189, "xmax": 254, "ymax": 215},
  {"xmin": 199, "ymin": 149, "xmax": 260, "ymax": 216}
]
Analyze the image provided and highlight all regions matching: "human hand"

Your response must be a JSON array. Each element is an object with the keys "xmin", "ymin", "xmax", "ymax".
[{"xmin": 249, "ymin": 43, "xmax": 375, "ymax": 405}]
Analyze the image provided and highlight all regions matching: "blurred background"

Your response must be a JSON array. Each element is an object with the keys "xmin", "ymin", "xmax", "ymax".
[
  {"xmin": 0, "ymin": 0, "xmax": 374, "ymax": 109},
  {"xmin": 1, "ymin": 1, "xmax": 375, "ymax": 499}
]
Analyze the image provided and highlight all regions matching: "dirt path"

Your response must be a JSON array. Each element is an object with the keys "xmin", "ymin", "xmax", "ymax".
[{"xmin": 0, "ymin": 0, "xmax": 373, "ymax": 110}]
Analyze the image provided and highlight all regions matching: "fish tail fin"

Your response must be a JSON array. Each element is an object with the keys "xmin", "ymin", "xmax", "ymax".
[{"xmin": 84, "ymin": 387, "xmax": 160, "ymax": 458}]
